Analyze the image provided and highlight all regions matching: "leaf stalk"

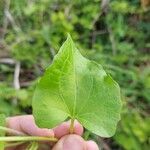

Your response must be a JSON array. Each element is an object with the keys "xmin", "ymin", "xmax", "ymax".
[{"xmin": 69, "ymin": 119, "xmax": 75, "ymax": 134}]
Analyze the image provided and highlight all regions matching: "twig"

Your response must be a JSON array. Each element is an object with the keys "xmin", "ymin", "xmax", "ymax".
[
  {"xmin": 0, "ymin": 58, "xmax": 21, "ymax": 89},
  {"xmin": 13, "ymin": 61, "xmax": 21, "ymax": 105},
  {"xmin": 0, "ymin": 58, "xmax": 16, "ymax": 65},
  {"xmin": 92, "ymin": 0, "xmax": 110, "ymax": 28},
  {"xmin": 0, "ymin": 58, "xmax": 21, "ymax": 105},
  {"xmin": 5, "ymin": 10, "xmax": 20, "ymax": 33},
  {"xmin": 13, "ymin": 61, "xmax": 21, "ymax": 90},
  {"xmin": 91, "ymin": 0, "xmax": 109, "ymax": 47},
  {"xmin": 101, "ymin": 0, "xmax": 110, "ymax": 13},
  {"xmin": 102, "ymin": 0, "xmax": 117, "ymax": 55},
  {"xmin": 64, "ymin": 4, "xmax": 72, "ymax": 19},
  {"xmin": 91, "ymin": 1, "xmax": 101, "ymax": 29},
  {"xmin": 107, "ymin": 26, "xmax": 117, "ymax": 55},
  {"xmin": 3, "ymin": 0, "xmax": 22, "ymax": 34}
]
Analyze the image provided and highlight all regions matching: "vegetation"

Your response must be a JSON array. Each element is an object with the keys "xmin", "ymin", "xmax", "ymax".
[{"xmin": 0, "ymin": 0, "xmax": 150, "ymax": 149}]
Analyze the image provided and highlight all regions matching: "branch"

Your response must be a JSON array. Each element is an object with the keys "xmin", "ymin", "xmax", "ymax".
[
  {"xmin": 0, "ymin": 58, "xmax": 16, "ymax": 65},
  {"xmin": 4, "ymin": 10, "xmax": 20, "ymax": 33},
  {"xmin": 0, "ymin": 58, "xmax": 21, "ymax": 89},
  {"xmin": 101, "ymin": 0, "xmax": 110, "ymax": 13},
  {"xmin": 3, "ymin": 0, "xmax": 21, "ymax": 34},
  {"xmin": 107, "ymin": 26, "xmax": 117, "ymax": 55},
  {"xmin": 13, "ymin": 61, "xmax": 21, "ymax": 90},
  {"xmin": 102, "ymin": 0, "xmax": 117, "ymax": 55}
]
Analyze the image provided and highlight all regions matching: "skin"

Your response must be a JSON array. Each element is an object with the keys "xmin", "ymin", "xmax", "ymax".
[{"xmin": 6, "ymin": 115, "xmax": 99, "ymax": 150}]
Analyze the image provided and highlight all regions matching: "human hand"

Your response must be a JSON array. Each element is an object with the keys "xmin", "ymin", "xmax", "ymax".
[{"xmin": 6, "ymin": 115, "xmax": 99, "ymax": 150}]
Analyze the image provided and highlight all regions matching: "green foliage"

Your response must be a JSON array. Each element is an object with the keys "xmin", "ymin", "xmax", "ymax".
[
  {"xmin": 0, "ymin": 114, "xmax": 6, "ymax": 133},
  {"xmin": 0, "ymin": 114, "xmax": 6, "ymax": 150},
  {"xmin": 0, "ymin": 83, "xmax": 35, "ymax": 115},
  {"xmin": 114, "ymin": 110, "xmax": 150, "ymax": 150},
  {"xmin": 33, "ymin": 35, "xmax": 121, "ymax": 137}
]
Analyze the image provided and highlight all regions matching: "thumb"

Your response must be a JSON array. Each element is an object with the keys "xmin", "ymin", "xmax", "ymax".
[{"xmin": 52, "ymin": 134, "xmax": 86, "ymax": 150}]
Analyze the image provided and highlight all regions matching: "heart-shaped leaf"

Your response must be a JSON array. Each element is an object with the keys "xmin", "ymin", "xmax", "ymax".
[{"xmin": 32, "ymin": 35, "xmax": 122, "ymax": 137}]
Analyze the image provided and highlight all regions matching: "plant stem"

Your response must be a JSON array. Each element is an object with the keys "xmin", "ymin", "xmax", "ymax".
[
  {"xmin": 69, "ymin": 118, "xmax": 74, "ymax": 134},
  {"xmin": 0, "ymin": 126, "xmax": 26, "ymax": 136},
  {"xmin": 0, "ymin": 136, "xmax": 58, "ymax": 142}
]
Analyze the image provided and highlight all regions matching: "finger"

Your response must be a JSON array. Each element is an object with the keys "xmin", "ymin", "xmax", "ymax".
[
  {"xmin": 52, "ymin": 134, "xmax": 86, "ymax": 150},
  {"xmin": 6, "ymin": 115, "xmax": 54, "ymax": 137},
  {"xmin": 6, "ymin": 115, "xmax": 83, "ymax": 138},
  {"xmin": 53, "ymin": 120, "xmax": 84, "ymax": 139},
  {"xmin": 86, "ymin": 140, "xmax": 99, "ymax": 150}
]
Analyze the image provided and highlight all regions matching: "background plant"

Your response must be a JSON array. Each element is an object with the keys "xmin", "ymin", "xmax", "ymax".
[{"xmin": 0, "ymin": 0, "xmax": 150, "ymax": 149}]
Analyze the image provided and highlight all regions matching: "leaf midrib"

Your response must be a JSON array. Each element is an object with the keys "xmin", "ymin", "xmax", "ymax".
[
  {"xmin": 58, "ymin": 49, "xmax": 72, "ymax": 116},
  {"xmin": 72, "ymin": 46, "xmax": 77, "ymax": 118}
]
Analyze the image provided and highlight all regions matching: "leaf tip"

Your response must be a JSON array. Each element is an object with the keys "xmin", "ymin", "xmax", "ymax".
[
  {"xmin": 66, "ymin": 33, "xmax": 73, "ymax": 43},
  {"xmin": 66, "ymin": 33, "xmax": 71, "ymax": 38}
]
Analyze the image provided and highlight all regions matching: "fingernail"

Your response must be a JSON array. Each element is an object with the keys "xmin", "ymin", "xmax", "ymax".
[{"xmin": 63, "ymin": 135, "xmax": 85, "ymax": 150}]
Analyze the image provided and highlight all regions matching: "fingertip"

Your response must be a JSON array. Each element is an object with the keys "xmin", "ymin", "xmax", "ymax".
[
  {"xmin": 53, "ymin": 122, "xmax": 69, "ymax": 138},
  {"xmin": 53, "ymin": 120, "xmax": 83, "ymax": 139},
  {"xmin": 52, "ymin": 134, "xmax": 86, "ymax": 150},
  {"xmin": 86, "ymin": 140, "xmax": 99, "ymax": 150}
]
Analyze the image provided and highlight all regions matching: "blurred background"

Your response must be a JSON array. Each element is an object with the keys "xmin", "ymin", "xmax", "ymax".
[{"xmin": 0, "ymin": 0, "xmax": 150, "ymax": 149}]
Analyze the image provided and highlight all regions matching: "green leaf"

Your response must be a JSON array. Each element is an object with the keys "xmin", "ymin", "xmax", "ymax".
[
  {"xmin": 32, "ymin": 34, "xmax": 122, "ymax": 137},
  {"xmin": 0, "ymin": 114, "xmax": 6, "ymax": 150}
]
